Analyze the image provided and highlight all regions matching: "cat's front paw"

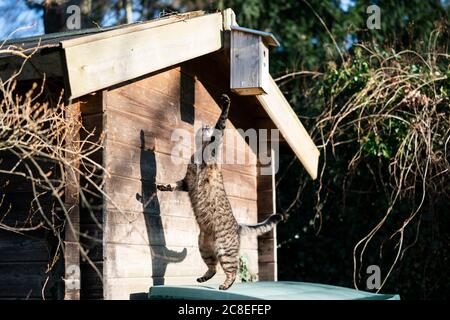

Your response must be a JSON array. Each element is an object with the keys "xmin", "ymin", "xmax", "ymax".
[{"xmin": 156, "ymin": 183, "xmax": 175, "ymax": 191}]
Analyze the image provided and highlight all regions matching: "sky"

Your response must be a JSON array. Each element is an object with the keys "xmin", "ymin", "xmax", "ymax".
[
  {"xmin": 0, "ymin": 0, "xmax": 44, "ymax": 40},
  {"xmin": 340, "ymin": 0, "xmax": 355, "ymax": 12},
  {"xmin": 0, "ymin": 0, "xmax": 144, "ymax": 40}
]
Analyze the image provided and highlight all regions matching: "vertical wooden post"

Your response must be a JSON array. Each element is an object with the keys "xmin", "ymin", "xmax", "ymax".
[
  {"xmin": 64, "ymin": 101, "xmax": 81, "ymax": 300},
  {"xmin": 257, "ymin": 146, "xmax": 278, "ymax": 281}
]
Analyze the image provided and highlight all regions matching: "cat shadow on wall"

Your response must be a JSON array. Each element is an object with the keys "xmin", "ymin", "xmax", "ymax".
[
  {"xmin": 130, "ymin": 68, "xmax": 195, "ymax": 299},
  {"xmin": 135, "ymin": 130, "xmax": 187, "ymax": 288}
]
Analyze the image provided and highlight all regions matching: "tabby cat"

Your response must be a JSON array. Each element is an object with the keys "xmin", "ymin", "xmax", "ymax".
[{"xmin": 157, "ymin": 94, "xmax": 283, "ymax": 290}]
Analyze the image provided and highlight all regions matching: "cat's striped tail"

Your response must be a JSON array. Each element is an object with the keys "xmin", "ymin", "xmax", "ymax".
[{"xmin": 238, "ymin": 214, "xmax": 284, "ymax": 236}]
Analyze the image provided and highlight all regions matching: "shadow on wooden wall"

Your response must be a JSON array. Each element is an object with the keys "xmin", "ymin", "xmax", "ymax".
[
  {"xmin": 130, "ymin": 65, "xmax": 202, "ymax": 299},
  {"xmin": 133, "ymin": 130, "xmax": 187, "ymax": 300}
]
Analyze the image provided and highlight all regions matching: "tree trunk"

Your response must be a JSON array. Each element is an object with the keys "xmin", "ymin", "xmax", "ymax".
[{"xmin": 124, "ymin": 0, "xmax": 133, "ymax": 24}]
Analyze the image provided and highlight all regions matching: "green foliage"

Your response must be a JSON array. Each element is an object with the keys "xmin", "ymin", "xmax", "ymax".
[
  {"xmin": 361, "ymin": 119, "xmax": 408, "ymax": 159},
  {"xmin": 233, "ymin": 0, "xmax": 450, "ymax": 300},
  {"xmin": 352, "ymin": 0, "xmax": 450, "ymax": 48},
  {"xmin": 320, "ymin": 58, "xmax": 370, "ymax": 98},
  {"xmin": 238, "ymin": 254, "xmax": 257, "ymax": 282},
  {"xmin": 276, "ymin": 39, "xmax": 449, "ymax": 298}
]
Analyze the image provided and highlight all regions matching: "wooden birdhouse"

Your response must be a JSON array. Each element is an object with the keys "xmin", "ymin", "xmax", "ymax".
[{"xmin": 227, "ymin": 11, "xmax": 280, "ymax": 95}]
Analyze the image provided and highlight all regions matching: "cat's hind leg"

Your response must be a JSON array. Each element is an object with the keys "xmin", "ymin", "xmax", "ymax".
[
  {"xmin": 197, "ymin": 231, "xmax": 218, "ymax": 283},
  {"xmin": 217, "ymin": 253, "xmax": 238, "ymax": 290},
  {"xmin": 216, "ymin": 239, "xmax": 239, "ymax": 290}
]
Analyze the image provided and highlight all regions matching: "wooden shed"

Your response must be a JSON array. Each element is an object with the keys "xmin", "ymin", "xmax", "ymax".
[{"xmin": 0, "ymin": 9, "xmax": 319, "ymax": 300}]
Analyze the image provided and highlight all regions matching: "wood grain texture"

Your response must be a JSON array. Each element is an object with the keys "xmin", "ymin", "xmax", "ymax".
[
  {"xmin": 230, "ymin": 30, "xmax": 268, "ymax": 95},
  {"xmin": 104, "ymin": 139, "xmax": 255, "ymax": 181},
  {"xmin": 64, "ymin": 101, "xmax": 81, "ymax": 300},
  {"xmin": 99, "ymin": 211, "xmax": 257, "ymax": 250},
  {"xmin": 79, "ymin": 92, "xmax": 104, "ymax": 299},
  {"xmin": 105, "ymin": 76, "xmax": 257, "ymax": 163},
  {"xmin": 102, "ymin": 193, "xmax": 256, "ymax": 224},
  {"xmin": 257, "ymin": 147, "xmax": 277, "ymax": 281},
  {"xmin": 61, "ymin": 11, "xmax": 207, "ymax": 49},
  {"xmin": 258, "ymin": 262, "xmax": 277, "ymax": 281},
  {"xmin": 0, "ymin": 231, "xmax": 51, "ymax": 262},
  {"xmin": 80, "ymin": 262, "xmax": 103, "ymax": 299},
  {"xmin": 0, "ymin": 50, "xmax": 63, "ymax": 81},
  {"xmin": 0, "ymin": 262, "xmax": 63, "ymax": 299},
  {"xmin": 104, "ymin": 244, "xmax": 258, "ymax": 278},
  {"xmin": 0, "ymin": 152, "xmax": 63, "ymax": 299},
  {"xmin": 63, "ymin": 13, "xmax": 223, "ymax": 99}
]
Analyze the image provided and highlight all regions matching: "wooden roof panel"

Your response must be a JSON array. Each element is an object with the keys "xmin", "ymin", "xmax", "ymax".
[{"xmin": 61, "ymin": 12, "xmax": 223, "ymax": 99}]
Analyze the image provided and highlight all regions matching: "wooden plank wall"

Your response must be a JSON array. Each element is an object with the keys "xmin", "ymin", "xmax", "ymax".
[
  {"xmin": 0, "ymin": 84, "xmax": 66, "ymax": 299},
  {"xmin": 64, "ymin": 101, "xmax": 81, "ymax": 300},
  {"xmin": 0, "ymin": 153, "xmax": 64, "ymax": 299},
  {"xmin": 0, "ymin": 50, "xmax": 63, "ymax": 82},
  {"xmin": 78, "ymin": 93, "xmax": 104, "ymax": 299},
  {"xmin": 102, "ymin": 63, "xmax": 261, "ymax": 299},
  {"xmin": 0, "ymin": 91, "xmax": 104, "ymax": 300},
  {"xmin": 257, "ymin": 153, "xmax": 278, "ymax": 281}
]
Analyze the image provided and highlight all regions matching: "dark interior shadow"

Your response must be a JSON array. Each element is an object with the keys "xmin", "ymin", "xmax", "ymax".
[
  {"xmin": 134, "ymin": 130, "xmax": 187, "ymax": 294},
  {"xmin": 129, "ymin": 292, "xmax": 148, "ymax": 300},
  {"xmin": 180, "ymin": 66, "xmax": 195, "ymax": 124}
]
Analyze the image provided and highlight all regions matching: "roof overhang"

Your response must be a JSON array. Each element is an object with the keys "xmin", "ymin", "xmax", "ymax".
[
  {"xmin": 229, "ymin": 26, "xmax": 280, "ymax": 47},
  {"xmin": 222, "ymin": 9, "xmax": 279, "ymax": 47},
  {"xmin": 60, "ymin": 12, "xmax": 223, "ymax": 99},
  {"xmin": 256, "ymin": 77, "xmax": 319, "ymax": 179}
]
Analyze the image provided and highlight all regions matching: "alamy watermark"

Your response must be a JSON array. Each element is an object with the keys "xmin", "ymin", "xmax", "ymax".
[
  {"xmin": 366, "ymin": 264, "xmax": 381, "ymax": 290},
  {"xmin": 65, "ymin": 264, "xmax": 80, "ymax": 290},
  {"xmin": 366, "ymin": 5, "xmax": 381, "ymax": 30},
  {"xmin": 66, "ymin": 5, "xmax": 81, "ymax": 30}
]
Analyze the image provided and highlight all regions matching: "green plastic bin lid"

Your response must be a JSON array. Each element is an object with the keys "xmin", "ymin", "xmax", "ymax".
[{"xmin": 148, "ymin": 281, "xmax": 400, "ymax": 300}]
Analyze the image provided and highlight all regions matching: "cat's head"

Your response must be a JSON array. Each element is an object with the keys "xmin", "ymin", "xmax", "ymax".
[{"xmin": 200, "ymin": 124, "xmax": 214, "ymax": 142}]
